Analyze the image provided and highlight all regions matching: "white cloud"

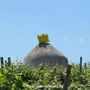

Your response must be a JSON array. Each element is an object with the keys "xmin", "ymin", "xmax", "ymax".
[
  {"xmin": 64, "ymin": 37, "xmax": 70, "ymax": 42},
  {"xmin": 80, "ymin": 38, "xmax": 85, "ymax": 43}
]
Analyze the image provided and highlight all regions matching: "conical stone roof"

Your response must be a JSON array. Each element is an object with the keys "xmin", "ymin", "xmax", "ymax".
[{"xmin": 22, "ymin": 42, "xmax": 68, "ymax": 67}]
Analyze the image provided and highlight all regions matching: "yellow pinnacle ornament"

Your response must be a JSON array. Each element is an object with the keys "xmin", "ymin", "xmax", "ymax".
[{"xmin": 37, "ymin": 34, "xmax": 50, "ymax": 43}]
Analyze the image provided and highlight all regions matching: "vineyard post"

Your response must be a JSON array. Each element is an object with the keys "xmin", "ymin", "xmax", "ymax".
[
  {"xmin": 5, "ymin": 60, "xmax": 8, "ymax": 68},
  {"xmin": 84, "ymin": 63, "xmax": 87, "ymax": 68},
  {"xmin": 8, "ymin": 57, "xmax": 11, "ymax": 67},
  {"xmin": 1, "ymin": 57, "xmax": 4, "ymax": 68},
  {"xmin": 63, "ymin": 65, "xmax": 72, "ymax": 90},
  {"xmin": 80, "ymin": 57, "xmax": 82, "ymax": 72}
]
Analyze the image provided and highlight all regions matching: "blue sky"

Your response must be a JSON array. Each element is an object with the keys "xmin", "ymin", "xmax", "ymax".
[{"xmin": 0, "ymin": 0, "xmax": 90, "ymax": 64}]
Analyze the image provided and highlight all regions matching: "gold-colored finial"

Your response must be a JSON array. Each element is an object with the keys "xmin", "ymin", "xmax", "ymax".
[{"xmin": 37, "ymin": 34, "xmax": 50, "ymax": 43}]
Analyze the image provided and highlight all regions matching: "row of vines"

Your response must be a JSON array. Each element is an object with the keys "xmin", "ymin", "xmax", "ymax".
[{"xmin": 0, "ymin": 61, "xmax": 90, "ymax": 90}]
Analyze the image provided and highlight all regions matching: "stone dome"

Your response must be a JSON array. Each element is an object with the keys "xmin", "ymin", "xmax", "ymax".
[{"xmin": 22, "ymin": 42, "xmax": 68, "ymax": 67}]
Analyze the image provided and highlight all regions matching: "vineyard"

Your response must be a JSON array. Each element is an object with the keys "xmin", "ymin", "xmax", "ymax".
[{"xmin": 0, "ymin": 58, "xmax": 90, "ymax": 90}]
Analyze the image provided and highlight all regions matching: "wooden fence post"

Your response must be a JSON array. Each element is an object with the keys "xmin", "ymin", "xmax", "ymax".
[
  {"xmin": 80, "ymin": 57, "xmax": 82, "ymax": 72},
  {"xmin": 1, "ymin": 57, "xmax": 4, "ymax": 68},
  {"xmin": 63, "ymin": 65, "xmax": 72, "ymax": 90},
  {"xmin": 8, "ymin": 57, "xmax": 11, "ymax": 67}
]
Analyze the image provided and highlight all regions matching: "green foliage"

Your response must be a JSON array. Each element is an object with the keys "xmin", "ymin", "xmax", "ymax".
[{"xmin": 0, "ymin": 62, "xmax": 90, "ymax": 90}]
